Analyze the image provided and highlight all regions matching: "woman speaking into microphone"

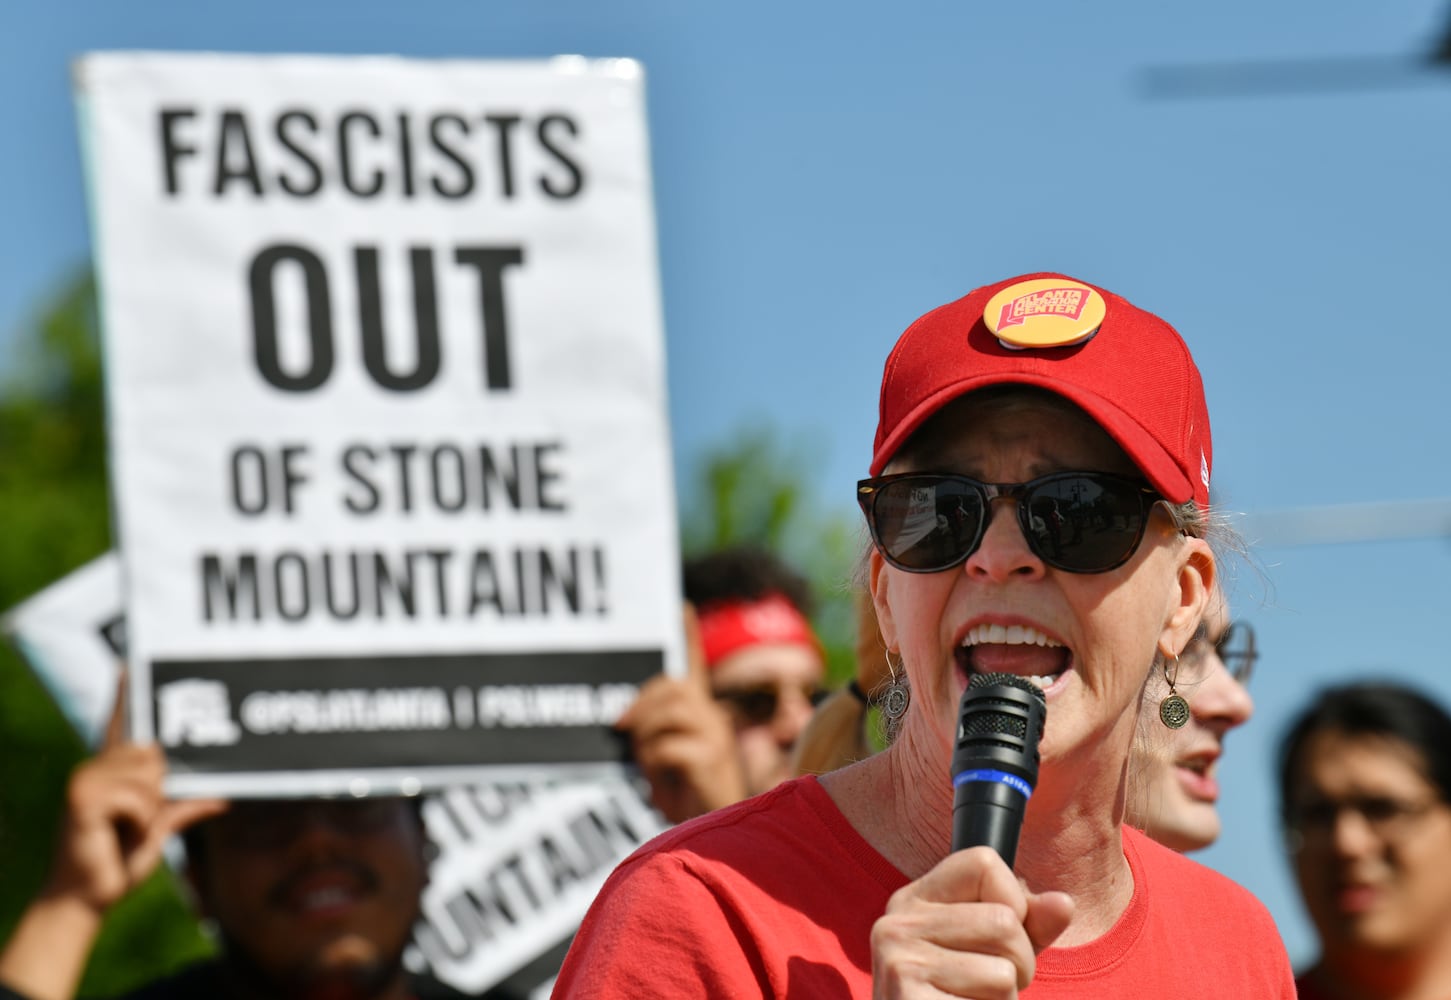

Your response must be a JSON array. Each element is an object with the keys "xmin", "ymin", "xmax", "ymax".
[{"xmin": 552, "ymin": 274, "xmax": 1295, "ymax": 998}]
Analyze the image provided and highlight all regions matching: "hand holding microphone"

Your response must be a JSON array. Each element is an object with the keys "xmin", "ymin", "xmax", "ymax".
[
  {"xmin": 871, "ymin": 673, "xmax": 1069, "ymax": 996},
  {"xmin": 951, "ymin": 672, "xmax": 1047, "ymax": 865}
]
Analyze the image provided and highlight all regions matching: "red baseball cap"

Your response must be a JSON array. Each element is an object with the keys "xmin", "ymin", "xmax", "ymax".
[{"xmin": 870, "ymin": 272, "xmax": 1211, "ymax": 511}]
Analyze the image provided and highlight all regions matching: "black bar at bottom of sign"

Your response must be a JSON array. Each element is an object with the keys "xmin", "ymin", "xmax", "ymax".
[{"xmin": 150, "ymin": 649, "xmax": 661, "ymax": 774}]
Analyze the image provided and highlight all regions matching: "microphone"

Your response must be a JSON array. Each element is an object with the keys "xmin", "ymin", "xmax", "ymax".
[{"xmin": 951, "ymin": 673, "xmax": 1047, "ymax": 866}]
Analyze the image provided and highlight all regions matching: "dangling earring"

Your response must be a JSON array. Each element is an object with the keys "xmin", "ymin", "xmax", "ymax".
[
  {"xmin": 880, "ymin": 648, "xmax": 910, "ymax": 738},
  {"xmin": 882, "ymin": 647, "xmax": 902, "ymax": 683},
  {"xmin": 1159, "ymin": 652, "xmax": 1190, "ymax": 729}
]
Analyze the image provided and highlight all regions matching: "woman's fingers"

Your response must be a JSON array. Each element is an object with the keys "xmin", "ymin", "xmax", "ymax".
[
  {"xmin": 1023, "ymin": 889, "xmax": 1074, "ymax": 954},
  {"xmin": 920, "ymin": 848, "xmax": 1028, "ymax": 914},
  {"xmin": 873, "ymin": 848, "xmax": 1045, "ymax": 998}
]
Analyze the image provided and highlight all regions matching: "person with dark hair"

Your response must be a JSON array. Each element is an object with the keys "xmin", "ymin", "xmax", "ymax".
[
  {"xmin": 615, "ymin": 546, "xmax": 826, "ymax": 822},
  {"xmin": 553, "ymin": 273, "xmax": 1295, "ymax": 996},
  {"xmin": 0, "ymin": 743, "xmax": 439, "ymax": 1000},
  {"xmin": 1279, "ymin": 682, "xmax": 1451, "ymax": 1000}
]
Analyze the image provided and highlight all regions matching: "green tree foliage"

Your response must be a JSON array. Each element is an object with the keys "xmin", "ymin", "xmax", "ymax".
[
  {"xmin": 0, "ymin": 272, "xmax": 212, "ymax": 995},
  {"xmin": 0, "ymin": 272, "xmax": 109, "ymax": 610},
  {"xmin": 677, "ymin": 424, "xmax": 862, "ymax": 684}
]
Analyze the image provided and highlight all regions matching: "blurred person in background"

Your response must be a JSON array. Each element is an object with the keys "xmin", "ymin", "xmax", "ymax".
[
  {"xmin": 1127, "ymin": 584, "xmax": 1256, "ymax": 852},
  {"xmin": 789, "ymin": 590, "xmax": 890, "ymax": 779},
  {"xmin": 1279, "ymin": 682, "xmax": 1451, "ymax": 1000},
  {"xmin": 0, "ymin": 741, "xmax": 441, "ymax": 1000},
  {"xmin": 615, "ymin": 546, "xmax": 826, "ymax": 823}
]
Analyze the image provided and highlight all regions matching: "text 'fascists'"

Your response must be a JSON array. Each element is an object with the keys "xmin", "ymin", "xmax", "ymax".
[{"xmin": 159, "ymin": 107, "xmax": 586, "ymax": 201}]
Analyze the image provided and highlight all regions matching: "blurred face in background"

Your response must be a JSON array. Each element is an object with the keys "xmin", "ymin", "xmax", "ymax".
[
  {"xmin": 1288, "ymin": 731, "xmax": 1451, "ymax": 957},
  {"xmin": 1133, "ymin": 594, "xmax": 1255, "ymax": 852},
  {"xmin": 190, "ymin": 798, "xmax": 428, "ymax": 999},
  {"xmin": 711, "ymin": 642, "xmax": 826, "ymax": 795}
]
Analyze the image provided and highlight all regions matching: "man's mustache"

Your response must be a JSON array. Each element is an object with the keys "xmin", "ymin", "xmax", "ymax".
[{"xmin": 267, "ymin": 859, "xmax": 380, "ymax": 907}]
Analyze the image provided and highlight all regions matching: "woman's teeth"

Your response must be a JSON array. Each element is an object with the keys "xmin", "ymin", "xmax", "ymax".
[
  {"xmin": 960, "ymin": 624, "xmax": 1065, "ymax": 690},
  {"xmin": 961, "ymin": 623, "xmax": 1062, "ymax": 648}
]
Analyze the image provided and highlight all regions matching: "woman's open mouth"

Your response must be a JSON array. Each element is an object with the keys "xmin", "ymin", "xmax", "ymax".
[{"xmin": 957, "ymin": 623, "xmax": 1071, "ymax": 693}]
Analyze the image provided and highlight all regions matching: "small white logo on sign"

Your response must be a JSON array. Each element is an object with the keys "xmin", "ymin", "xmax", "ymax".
[{"xmin": 158, "ymin": 679, "xmax": 242, "ymax": 747}]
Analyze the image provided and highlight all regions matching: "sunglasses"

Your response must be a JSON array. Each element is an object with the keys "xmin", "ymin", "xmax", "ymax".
[
  {"xmin": 1215, "ymin": 620, "xmax": 1258, "ymax": 685},
  {"xmin": 715, "ymin": 683, "xmax": 830, "ymax": 727},
  {"xmin": 1287, "ymin": 794, "xmax": 1443, "ymax": 843},
  {"xmin": 857, "ymin": 471, "xmax": 1164, "ymax": 575},
  {"xmin": 212, "ymin": 798, "xmax": 409, "ymax": 851}
]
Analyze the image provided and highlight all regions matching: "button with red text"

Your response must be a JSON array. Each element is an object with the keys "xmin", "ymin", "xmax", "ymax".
[{"xmin": 984, "ymin": 278, "xmax": 1105, "ymax": 349}]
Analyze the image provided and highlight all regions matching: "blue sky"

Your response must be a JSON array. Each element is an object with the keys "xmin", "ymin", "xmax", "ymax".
[{"xmin": 5, "ymin": 0, "xmax": 1451, "ymax": 967}]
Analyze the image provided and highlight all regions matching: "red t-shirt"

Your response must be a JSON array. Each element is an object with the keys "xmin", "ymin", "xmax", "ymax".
[{"xmin": 552, "ymin": 776, "xmax": 1295, "ymax": 998}]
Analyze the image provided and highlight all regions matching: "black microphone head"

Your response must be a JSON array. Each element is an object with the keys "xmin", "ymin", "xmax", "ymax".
[{"xmin": 953, "ymin": 673, "xmax": 1048, "ymax": 787}]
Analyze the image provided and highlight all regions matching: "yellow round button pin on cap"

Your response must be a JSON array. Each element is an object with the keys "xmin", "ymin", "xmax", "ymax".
[{"xmin": 983, "ymin": 278, "xmax": 1106, "ymax": 349}]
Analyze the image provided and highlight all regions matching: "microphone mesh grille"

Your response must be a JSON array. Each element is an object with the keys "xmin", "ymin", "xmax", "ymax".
[{"xmin": 962, "ymin": 709, "xmax": 1028, "ymax": 740}]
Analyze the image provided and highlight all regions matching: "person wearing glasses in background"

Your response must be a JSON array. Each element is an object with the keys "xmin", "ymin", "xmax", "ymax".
[
  {"xmin": 552, "ymin": 273, "xmax": 1295, "ymax": 997},
  {"xmin": 615, "ymin": 547, "xmax": 825, "ymax": 823},
  {"xmin": 1126, "ymin": 585, "xmax": 1256, "ymax": 852},
  {"xmin": 1279, "ymin": 683, "xmax": 1451, "ymax": 1000}
]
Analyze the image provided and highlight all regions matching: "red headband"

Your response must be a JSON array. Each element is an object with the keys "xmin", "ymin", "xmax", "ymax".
[{"xmin": 695, "ymin": 594, "xmax": 820, "ymax": 669}]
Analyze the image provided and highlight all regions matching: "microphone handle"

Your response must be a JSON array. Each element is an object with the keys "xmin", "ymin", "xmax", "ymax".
[{"xmin": 952, "ymin": 771, "xmax": 1030, "ymax": 866}]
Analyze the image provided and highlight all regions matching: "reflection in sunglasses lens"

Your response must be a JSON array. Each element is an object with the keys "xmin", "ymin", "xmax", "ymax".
[
  {"xmin": 1022, "ymin": 476, "xmax": 1146, "ymax": 571},
  {"xmin": 872, "ymin": 479, "xmax": 984, "ymax": 574}
]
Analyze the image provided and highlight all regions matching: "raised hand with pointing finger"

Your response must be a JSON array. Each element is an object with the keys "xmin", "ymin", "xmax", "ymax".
[{"xmin": 0, "ymin": 687, "xmax": 225, "ymax": 1000}]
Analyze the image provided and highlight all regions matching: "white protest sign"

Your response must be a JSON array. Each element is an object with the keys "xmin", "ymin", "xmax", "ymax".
[
  {"xmin": 408, "ymin": 777, "xmax": 665, "ymax": 995},
  {"xmin": 1, "ymin": 554, "xmax": 123, "ymax": 748},
  {"xmin": 75, "ymin": 52, "xmax": 684, "ymax": 797}
]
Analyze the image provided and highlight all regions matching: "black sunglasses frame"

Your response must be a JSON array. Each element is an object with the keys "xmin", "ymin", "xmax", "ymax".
[
  {"xmin": 714, "ymin": 684, "xmax": 830, "ymax": 727},
  {"xmin": 857, "ymin": 470, "xmax": 1164, "ymax": 575}
]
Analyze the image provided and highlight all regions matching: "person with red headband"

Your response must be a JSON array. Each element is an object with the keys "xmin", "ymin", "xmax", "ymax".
[
  {"xmin": 615, "ymin": 547, "xmax": 825, "ymax": 823},
  {"xmin": 553, "ymin": 273, "xmax": 1295, "ymax": 997}
]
